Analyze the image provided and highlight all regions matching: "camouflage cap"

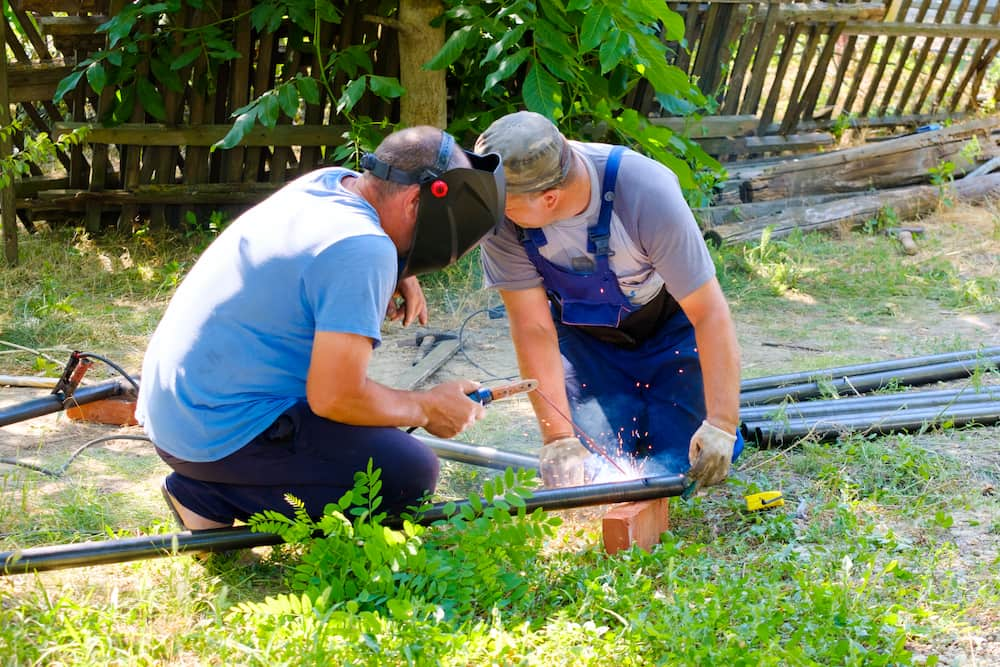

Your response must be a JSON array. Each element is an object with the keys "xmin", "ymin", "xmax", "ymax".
[{"xmin": 474, "ymin": 111, "xmax": 571, "ymax": 193}]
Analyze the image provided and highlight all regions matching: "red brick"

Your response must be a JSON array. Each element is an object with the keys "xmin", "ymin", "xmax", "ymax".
[
  {"xmin": 602, "ymin": 498, "xmax": 670, "ymax": 555},
  {"xmin": 66, "ymin": 396, "xmax": 138, "ymax": 426}
]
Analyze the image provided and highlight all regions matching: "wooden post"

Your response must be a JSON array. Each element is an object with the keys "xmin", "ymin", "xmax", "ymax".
[
  {"xmin": 895, "ymin": 0, "xmax": 953, "ymax": 115},
  {"xmin": 928, "ymin": 0, "xmax": 989, "ymax": 111},
  {"xmin": 877, "ymin": 0, "xmax": 934, "ymax": 116},
  {"xmin": 859, "ymin": 0, "xmax": 915, "ymax": 116},
  {"xmin": 777, "ymin": 25, "xmax": 821, "ymax": 135},
  {"xmin": 740, "ymin": 0, "xmax": 782, "ymax": 117},
  {"xmin": 1, "ymin": 3, "xmax": 17, "ymax": 265},
  {"xmin": 946, "ymin": 3, "xmax": 1000, "ymax": 112},
  {"xmin": 912, "ymin": 0, "xmax": 971, "ymax": 112}
]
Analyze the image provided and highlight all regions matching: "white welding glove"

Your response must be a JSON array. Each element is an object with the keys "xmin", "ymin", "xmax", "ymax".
[
  {"xmin": 539, "ymin": 437, "xmax": 591, "ymax": 488},
  {"xmin": 687, "ymin": 420, "xmax": 736, "ymax": 487}
]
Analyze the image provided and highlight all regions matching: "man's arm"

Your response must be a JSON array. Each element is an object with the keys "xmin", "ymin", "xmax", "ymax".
[
  {"xmin": 677, "ymin": 277, "xmax": 741, "ymax": 434},
  {"xmin": 306, "ymin": 330, "xmax": 484, "ymax": 438},
  {"xmin": 499, "ymin": 286, "xmax": 575, "ymax": 443}
]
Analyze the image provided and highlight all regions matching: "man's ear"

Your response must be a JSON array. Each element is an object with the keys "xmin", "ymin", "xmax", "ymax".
[
  {"xmin": 406, "ymin": 185, "xmax": 421, "ymax": 218},
  {"xmin": 540, "ymin": 188, "xmax": 561, "ymax": 211}
]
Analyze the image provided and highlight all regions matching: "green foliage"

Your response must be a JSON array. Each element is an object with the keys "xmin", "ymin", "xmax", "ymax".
[
  {"xmin": 55, "ymin": 0, "xmax": 244, "ymax": 122},
  {"xmin": 432, "ymin": 0, "xmax": 721, "ymax": 191},
  {"xmin": 56, "ymin": 0, "xmax": 720, "ymax": 189},
  {"xmin": 243, "ymin": 462, "xmax": 559, "ymax": 624},
  {"xmin": 863, "ymin": 204, "xmax": 899, "ymax": 235},
  {"xmin": 0, "ymin": 121, "xmax": 88, "ymax": 188}
]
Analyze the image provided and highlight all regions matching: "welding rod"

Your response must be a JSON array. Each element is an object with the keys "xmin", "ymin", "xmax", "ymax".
[{"xmin": 1, "ymin": 474, "xmax": 687, "ymax": 575}]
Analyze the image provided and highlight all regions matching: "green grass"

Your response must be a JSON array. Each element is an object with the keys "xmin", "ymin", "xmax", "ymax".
[{"xmin": 2, "ymin": 213, "xmax": 999, "ymax": 665}]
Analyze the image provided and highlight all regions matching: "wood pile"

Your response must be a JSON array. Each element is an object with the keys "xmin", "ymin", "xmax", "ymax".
[{"xmin": 696, "ymin": 116, "xmax": 1000, "ymax": 246}]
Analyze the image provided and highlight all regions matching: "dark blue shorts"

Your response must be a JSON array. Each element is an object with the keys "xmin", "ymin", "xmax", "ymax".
[{"xmin": 156, "ymin": 401, "xmax": 439, "ymax": 525}]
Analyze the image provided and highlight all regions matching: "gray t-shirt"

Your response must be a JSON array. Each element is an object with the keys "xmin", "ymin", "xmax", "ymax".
[{"xmin": 481, "ymin": 142, "xmax": 715, "ymax": 306}]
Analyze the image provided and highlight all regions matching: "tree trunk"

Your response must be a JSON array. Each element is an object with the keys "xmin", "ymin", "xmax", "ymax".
[{"xmin": 397, "ymin": 0, "xmax": 446, "ymax": 128}]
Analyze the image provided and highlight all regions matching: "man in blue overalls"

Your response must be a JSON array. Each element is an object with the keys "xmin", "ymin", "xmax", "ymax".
[{"xmin": 475, "ymin": 112, "xmax": 743, "ymax": 489}]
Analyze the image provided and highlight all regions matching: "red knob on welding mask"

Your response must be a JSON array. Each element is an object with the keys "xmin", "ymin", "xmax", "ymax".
[{"xmin": 430, "ymin": 180, "xmax": 448, "ymax": 198}]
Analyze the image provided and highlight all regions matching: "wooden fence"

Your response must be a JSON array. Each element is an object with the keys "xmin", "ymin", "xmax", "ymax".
[{"xmin": 2, "ymin": 0, "xmax": 999, "ymax": 263}]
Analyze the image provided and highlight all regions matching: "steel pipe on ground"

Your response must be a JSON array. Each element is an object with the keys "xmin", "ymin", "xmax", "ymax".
[
  {"xmin": 740, "ymin": 386, "xmax": 1000, "ymax": 421},
  {"xmin": 0, "ymin": 474, "xmax": 687, "ymax": 575},
  {"xmin": 415, "ymin": 434, "xmax": 538, "ymax": 471},
  {"xmin": 0, "ymin": 379, "xmax": 129, "ymax": 428},
  {"xmin": 740, "ymin": 346, "xmax": 1000, "ymax": 392},
  {"xmin": 743, "ymin": 401, "xmax": 1000, "ymax": 445},
  {"xmin": 740, "ymin": 355, "xmax": 1000, "ymax": 405}
]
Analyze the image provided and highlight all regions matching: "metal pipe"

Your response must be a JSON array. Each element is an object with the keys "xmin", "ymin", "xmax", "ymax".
[
  {"xmin": 1, "ymin": 474, "xmax": 687, "ymax": 575},
  {"xmin": 415, "ymin": 434, "xmax": 538, "ymax": 471},
  {"xmin": 0, "ymin": 379, "xmax": 128, "ymax": 428},
  {"xmin": 744, "ymin": 401, "xmax": 1000, "ymax": 445},
  {"xmin": 740, "ymin": 355, "xmax": 1000, "ymax": 405},
  {"xmin": 740, "ymin": 346, "xmax": 1000, "ymax": 392},
  {"xmin": 740, "ymin": 386, "xmax": 1000, "ymax": 421}
]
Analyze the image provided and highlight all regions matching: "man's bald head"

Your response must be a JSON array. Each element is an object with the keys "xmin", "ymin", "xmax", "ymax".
[{"xmin": 362, "ymin": 126, "xmax": 470, "ymax": 198}]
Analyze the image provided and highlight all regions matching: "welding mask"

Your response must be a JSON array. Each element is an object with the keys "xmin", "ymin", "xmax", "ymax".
[{"xmin": 360, "ymin": 132, "xmax": 505, "ymax": 277}]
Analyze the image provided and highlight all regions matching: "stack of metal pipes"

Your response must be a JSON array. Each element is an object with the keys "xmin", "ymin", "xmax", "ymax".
[{"xmin": 739, "ymin": 347, "xmax": 1000, "ymax": 445}]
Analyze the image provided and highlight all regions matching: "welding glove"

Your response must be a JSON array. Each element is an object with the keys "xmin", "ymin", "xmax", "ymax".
[
  {"xmin": 539, "ymin": 437, "xmax": 591, "ymax": 488},
  {"xmin": 687, "ymin": 420, "xmax": 736, "ymax": 487}
]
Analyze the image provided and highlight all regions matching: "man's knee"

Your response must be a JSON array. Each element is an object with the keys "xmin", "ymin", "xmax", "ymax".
[{"xmin": 377, "ymin": 439, "xmax": 440, "ymax": 508}]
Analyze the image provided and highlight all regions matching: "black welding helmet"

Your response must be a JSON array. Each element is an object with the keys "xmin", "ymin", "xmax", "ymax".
[{"xmin": 360, "ymin": 132, "xmax": 505, "ymax": 277}]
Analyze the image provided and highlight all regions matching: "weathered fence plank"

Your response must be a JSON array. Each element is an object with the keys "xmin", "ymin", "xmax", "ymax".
[{"xmin": 738, "ymin": 118, "xmax": 1000, "ymax": 202}]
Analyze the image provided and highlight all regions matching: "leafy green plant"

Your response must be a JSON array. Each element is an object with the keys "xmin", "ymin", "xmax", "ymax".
[
  {"xmin": 243, "ymin": 462, "xmax": 559, "ymax": 621},
  {"xmin": 863, "ymin": 204, "xmax": 899, "ymax": 235},
  {"xmin": 54, "ymin": 0, "xmax": 244, "ymax": 122},
  {"xmin": 429, "ymin": 0, "xmax": 720, "ymax": 191},
  {"xmin": 928, "ymin": 160, "xmax": 956, "ymax": 206},
  {"xmin": 830, "ymin": 112, "xmax": 857, "ymax": 142},
  {"xmin": 0, "ymin": 121, "xmax": 88, "ymax": 188}
]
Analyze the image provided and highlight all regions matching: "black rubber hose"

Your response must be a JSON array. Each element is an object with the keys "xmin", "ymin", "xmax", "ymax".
[{"xmin": 1, "ymin": 474, "xmax": 687, "ymax": 575}]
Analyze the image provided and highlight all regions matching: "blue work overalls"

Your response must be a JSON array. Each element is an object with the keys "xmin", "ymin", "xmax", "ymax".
[{"xmin": 518, "ymin": 147, "xmax": 743, "ymax": 475}]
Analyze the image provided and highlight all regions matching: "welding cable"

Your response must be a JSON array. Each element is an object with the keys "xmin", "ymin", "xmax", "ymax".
[
  {"xmin": 456, "ymin": 305, "xmax": 517, "ymax": 381},
  {"xmin": 75, "ymin": 352, "xmax": 141, "ymax": 393},
  {"xmin": 0, "ymin": 434, "xmax": 152, "ymax": 478}
]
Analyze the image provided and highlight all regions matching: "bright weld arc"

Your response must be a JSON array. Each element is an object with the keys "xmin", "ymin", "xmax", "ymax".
[{"xmin": 533, "ymin": 387, "xmax": 629, "ymax": 475}]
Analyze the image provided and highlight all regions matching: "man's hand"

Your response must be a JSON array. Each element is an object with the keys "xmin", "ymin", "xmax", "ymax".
[
  {"xmin": 539, "ymin": 436, "xmax": 591, "ymax": 488},
  {"xmin": 418, "ymin": 380, "xmax": 486, "ymax": 439},
  {"xmin": 386, "ymin": 276, "xmax": 428, "ymax": 327},
  {"xmin": 687, "ymin": 420, "xmax": 736, "ymax": 486}
]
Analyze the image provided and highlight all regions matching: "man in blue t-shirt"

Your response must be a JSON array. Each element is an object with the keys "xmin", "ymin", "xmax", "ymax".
[{"xmin": 138, "ymin": 126, "xmax": 504, "ymax": 530}]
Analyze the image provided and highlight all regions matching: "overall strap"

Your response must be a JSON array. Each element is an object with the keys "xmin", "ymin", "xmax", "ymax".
[
  {"xmin": 587, "ymin": 146, "xmax": 625, "ymax": 257},
  {"xmin": 516, "ymin": 225, "xmax": 548, "ymax": 260}
]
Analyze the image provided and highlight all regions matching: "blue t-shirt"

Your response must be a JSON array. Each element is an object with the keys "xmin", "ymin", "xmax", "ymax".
[{"xmin": 135, "ymin": 168, "xmax": 398, "ymax": 461}]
